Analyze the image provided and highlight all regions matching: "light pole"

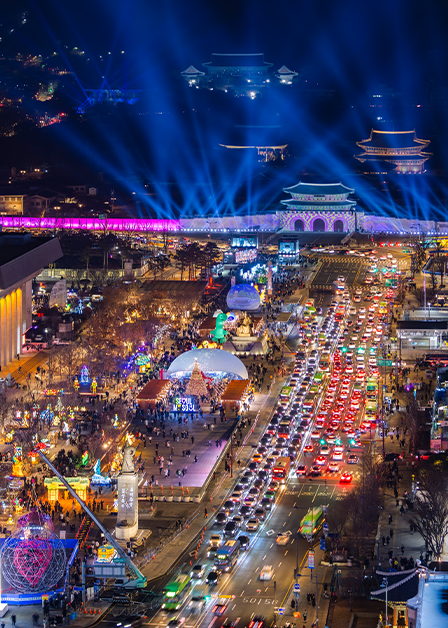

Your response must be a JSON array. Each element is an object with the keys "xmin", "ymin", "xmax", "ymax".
[{"xmin": 383, "ymin": 577, "xmax": 388, "ymax": 627}]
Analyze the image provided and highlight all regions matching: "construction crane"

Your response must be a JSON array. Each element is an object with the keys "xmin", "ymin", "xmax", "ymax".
[{"xmin": 38, "ymin": 450, "xmax": 147, "ymax": 589}]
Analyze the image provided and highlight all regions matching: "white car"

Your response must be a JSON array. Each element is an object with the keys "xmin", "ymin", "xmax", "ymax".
[
  {"xmin": 349, "ymin": 307, "xmax": 357, "ymax": 315},
  {"xmin": 276, "ymin": 533, "xmax": 291, "ymax": 546},
  {"xmin": 246, "ymin": 519, "xmax": 260, "ymax": 532},
  {"xmin": 260, "ymin": 565, "xmax": 274, "ymax": 580},
  {"xmin": 209, "ymin": 534, "xmax": 222, "ymax": 548}
]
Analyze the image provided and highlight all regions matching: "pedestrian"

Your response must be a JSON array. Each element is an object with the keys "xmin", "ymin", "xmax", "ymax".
[
  {"xmin": 303, "ymin": 610, "xmax": 307, "ymax": 622},
  {"xmin": 11, "ymin": 615, "xmax": 16, "ymax": 626},
  {"xmin": 204, "ymin": 507, "xmax": 208, "ymax": 518},
  {"xmin": 401, "ymin": 544, "xmax": 405, "ymax": 555}
]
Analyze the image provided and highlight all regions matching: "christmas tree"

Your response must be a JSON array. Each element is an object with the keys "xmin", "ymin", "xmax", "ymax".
[{"xmin": 186, "ymin": 359, "xmax": 209, "ymax": 399}]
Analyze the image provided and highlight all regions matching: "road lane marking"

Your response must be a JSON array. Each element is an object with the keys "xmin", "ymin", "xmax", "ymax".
[
  {"xmin": 284, "ymin": 550, "xmax": 288, "ymax": 556},
  {"xmin": 263, "ymin": 555, "xmax": 266, "ymax": 560},
  {"xmin": 248, "ymin": 579, "xmax": 252, "ymax": 585},
  {"xmin": 270, "ymin": 543, "xmax": 273, "ymax": 548},
  {"xmin": 288, "ymin": 511, "xmax": 292, "ymax": 516}
]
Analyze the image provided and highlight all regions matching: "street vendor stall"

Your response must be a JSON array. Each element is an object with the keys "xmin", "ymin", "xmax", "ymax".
[
  {"xmin": 136, "ymin": 379, "xmax": 172, "ymax": 410},
  {"xmin": 220, "ymin": 379, "xmax": 252, "ymax": 416}
]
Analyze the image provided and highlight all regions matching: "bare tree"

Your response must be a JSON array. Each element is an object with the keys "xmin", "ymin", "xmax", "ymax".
[
  {"xmin": 411, "ymin": 466, "xmax": 448, "ymax": 560},
  {"xmin": 404, "ymin": 391, "xmax": 425, "ymax": 454},
  {"xmin": 328, "ymin": 450, "xmax": 386, "ymax": 556}
]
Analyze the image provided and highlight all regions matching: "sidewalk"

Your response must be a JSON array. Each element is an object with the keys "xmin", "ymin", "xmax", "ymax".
[
  {"xmin": 278, "ymin": 546, "xmax": 332, "ymax": 628},
  {"xmin": 0, "ymin": 350, "xmax": 48, "ymax": 388}
]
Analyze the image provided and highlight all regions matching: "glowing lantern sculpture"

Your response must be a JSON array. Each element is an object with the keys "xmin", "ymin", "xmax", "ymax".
[{"xmin": 1, "ymin": 509, "xmax": 66, "ymax": 593}]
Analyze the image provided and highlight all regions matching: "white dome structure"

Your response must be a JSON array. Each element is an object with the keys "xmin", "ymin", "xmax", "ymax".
[
  {"xmin": 166, "ymin": 349, "xmax": 248, "ymax": 381},
  {"xmin": 226, "ymin": 284, "xmax": 261, "ymax": 311}
]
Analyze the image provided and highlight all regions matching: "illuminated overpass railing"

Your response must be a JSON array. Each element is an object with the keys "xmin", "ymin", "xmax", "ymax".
[{"xmin": 0, "ymin": 216, "xmax": 181, "ymax": 232}]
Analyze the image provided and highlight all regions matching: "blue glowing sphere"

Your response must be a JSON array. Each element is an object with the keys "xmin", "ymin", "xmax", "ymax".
[{"xmin": 226, "ymin": 285, "xmax": 261, "ymax": 311}]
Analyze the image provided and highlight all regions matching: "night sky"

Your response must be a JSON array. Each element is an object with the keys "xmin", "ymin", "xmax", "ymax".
[
  {"xmin": 2, "ymin": 0, "xmax": 448, "ymax": 219},
  {"xmin": 3, "ymin": 0, "xmax": 447, "ymax": 94}
]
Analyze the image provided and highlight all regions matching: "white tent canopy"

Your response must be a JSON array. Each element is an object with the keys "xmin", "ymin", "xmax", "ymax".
[{"xmin": 166, "ymin": 348, "xmax": 248, "ymax": 380}]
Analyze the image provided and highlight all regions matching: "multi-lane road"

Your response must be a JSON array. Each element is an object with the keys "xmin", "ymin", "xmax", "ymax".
[{"xmin": 98, "ymin": 249, "xmax": 396, "ymax": 628}]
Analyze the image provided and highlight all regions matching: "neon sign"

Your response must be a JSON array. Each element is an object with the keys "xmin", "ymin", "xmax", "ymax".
[{"xmin": 173, "ymin": 396, "xmax": 196, "ymax": 412}]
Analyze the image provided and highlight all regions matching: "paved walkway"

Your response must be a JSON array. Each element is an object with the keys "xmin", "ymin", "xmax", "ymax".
[{"xmin": 1, "ymin": 350, "xmax": 48, "ymax": 384}]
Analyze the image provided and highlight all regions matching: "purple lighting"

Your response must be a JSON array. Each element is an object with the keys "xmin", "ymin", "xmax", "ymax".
[{"xmin": 0, "ymin": 216, "xmax": 181, "ymax": 233}]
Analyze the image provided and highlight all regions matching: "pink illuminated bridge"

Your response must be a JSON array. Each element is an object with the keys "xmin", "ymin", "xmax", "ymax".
[{"xmin": 0, "ymin": 216, "xmax": 181, "ymax": 233}]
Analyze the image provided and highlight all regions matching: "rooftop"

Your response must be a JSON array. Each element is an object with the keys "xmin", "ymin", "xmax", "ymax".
[
  {"xmin": 0, "ymin": 235, "xmax": 62, "ymax": 290},
  {"xmin": 276, "ymin": 65, "xmax": 298, "ymax": 76},
  {"xmin": 357, "ymin": 129, "xmax": 431, "ymax": 149},
  {"xmin": 137, "ymin": 380, "xmax": 172, "ymax": 401},
  {"xmin": 221, "ymin": 379, "xmax": 251, "ymax": 401},
  {"xmin": 370, "ymin": 568, "xmax": 419, "ymax": 603},
  {"xmin": 283, "ymin": 182, "xmax": 355, "ymax": 196},
  {"xmin": 181, "ymin": 65, "xmax": 205, "ymax": 77},
  {"xmin": 280, "ymin": 199, "xmax": 356, "ymax": 208}
]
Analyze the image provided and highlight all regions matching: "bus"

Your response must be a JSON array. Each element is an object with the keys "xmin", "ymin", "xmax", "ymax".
[
  {"xmin": 272, "ymin": 457, "xmax": 291, "ymax": 483},
  {"xmin": 313, "ymin": 372, "xmax": 325, "ymax": 384},
  {"xmin": 365, "ymin": 400, "xmax": 378, "ymax": 422},
  {"xmin": 299, "ymin": 506, "xmax": 325, "ymax": 539},
  {"xmin": 162, "ymin": 574, "xmax": 192, "ymax": 611},
  {"xmin": 366, "ymin": 379, "xmax": 378, "ymax": 401},
  {"xmin": 214, "ymin": 540, "xmax": 240, "ymax": 572}
]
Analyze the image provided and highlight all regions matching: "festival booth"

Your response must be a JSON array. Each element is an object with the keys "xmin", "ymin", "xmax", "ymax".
[
  {"xmin": 220, "ymin": 380, "xmax": 252, "ymax": 416},
  {"xmin": 198, "ymin": 317, "xmax": 219, "ymax": 339},
  {"xmin": 136, "ymin": 379, "xmax": 172, "ymax": 411},
  {"xmin": 44, "ymin": 476, "xmax": 90, "ymax": 502}
]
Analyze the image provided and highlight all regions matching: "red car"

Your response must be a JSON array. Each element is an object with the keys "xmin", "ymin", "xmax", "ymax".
[
  {"xmin": 340, "ymin": 472, "xmax": 352, "ymax": 484},
  {"xmin": 315, "ymin": 455, "xmax": 326, "ymax": 466},
  {"xmin": 304, "ymin": 445, "xmax": 314, "ymax": 454},
  {"xmin": 296, "ymin": 465, "xmax": 308, "ymax": 476}
]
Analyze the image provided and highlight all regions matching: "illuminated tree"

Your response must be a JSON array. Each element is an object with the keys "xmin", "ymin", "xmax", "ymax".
[{"xmin": 185, "ymin": 360, "xmax": 209, "ymax": 399}]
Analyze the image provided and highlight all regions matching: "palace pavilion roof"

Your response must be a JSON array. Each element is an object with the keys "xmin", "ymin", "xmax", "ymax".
[
  {"xmin": 276, "ymin": 65, "xmax": 298, "ymax": 77},
  {"xmin": 283, "ymin": 182, "xmax": 355, "ymax": 196},
  {"xmin": 181, "ymin": 65, "xmax": 205, "ymax": 77},
  {"xmin": 280, "ymin": 199, "xmax": 356, "ymax": 209},
  {"xmin": 357, "ymin": 130, "xmax": 431, "ymax": 150}
]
